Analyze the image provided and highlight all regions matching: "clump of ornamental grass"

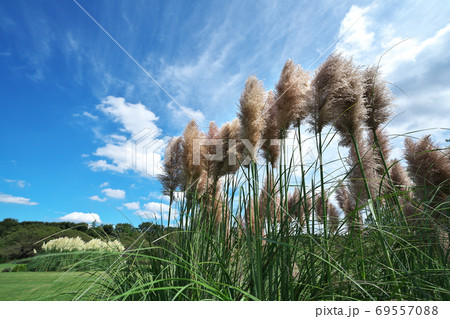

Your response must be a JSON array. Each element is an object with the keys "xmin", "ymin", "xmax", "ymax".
[
  {"xmin": 42, "ymin": 236, "xmax": 125, "ymax": 252},
  {"xmin": 100, "ymin": 54, "xmax": 449, "ymax": 302},
  {"xmin": 274, "ymin": 59, "xmax": 310, "ymax": 133},
  {"xmin": 238, "ymin": 75, "xmax": 267, "ymax": 162}
]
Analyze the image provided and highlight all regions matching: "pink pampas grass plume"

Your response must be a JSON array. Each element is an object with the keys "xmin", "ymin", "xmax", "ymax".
[
  {"xmin": 308, "ymin": 53, "xmax": 365, "ymax": 146},
  {"xmin": 362, "ymin": 66, "xmax": 394, "ymax": 132},
  {"xmin": 261, "ymin": 91, "xmax": 281, "ymax": 166},
  {"xmin": 238, "ymin": 75, "xmax": 267, "ymax": 162},
  {"xmin": 275, "ymin": 59, "xmax": 310, "ymax": 132}
]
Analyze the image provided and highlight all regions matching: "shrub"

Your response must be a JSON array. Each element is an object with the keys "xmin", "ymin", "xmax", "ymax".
[
  {"xmin": 2, "ymin": 267, "xmax": 11, "ymax": 272},
  {"xmin": 11, "ymin": 264, "xmax": 27, "ymax": 272}
]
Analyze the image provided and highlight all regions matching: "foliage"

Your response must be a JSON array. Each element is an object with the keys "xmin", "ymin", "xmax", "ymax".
[{"xmin": 11, "ymin": 264, "xmax": 27, "ymax": 272}]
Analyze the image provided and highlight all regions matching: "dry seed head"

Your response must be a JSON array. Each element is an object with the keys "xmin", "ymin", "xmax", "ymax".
[
  {"xmin": 158, "ymin": 136, "xmax": 184, "ymax": 196},
  {"xmin": 238, "ymin": 75, "xmax": 267, "ymax": 162},
  {"xmin": 389, "ymin": 159, "xmax": 411, "ymax": 191},
  {"xmin": 287, "ymin": 188, "xmax": 311, "ymax": 224},
  {"xmin": 260, "ymin": 90, "xmax": 280, "ymax": 166},
  {"xmin": 182, "ymin": 119, "xmax": 204, "ymax": 187},
  {"xmin": 336, "ymin": 182, "xmax": 362, "ymax": 233},
  {"xmin": 363, "ymin": 66, "xmax": 394, "ymax": 131},
  {"xmin": 214, "ymin": 118, "xmax": 242, "ymax": 176},
  {"xmin": 368, "ymin": 128, "xmax": 393, "ymax": 193},
  {"xmin": 275, "ymin": 59, "xmax": 310, "ymax": 131},
  {"xmin": 347, "ymin": 135, "xmax": 379, "ymax": 201},
  {"xmin": 404, "ymin": 135, "xmax": 450, "ymax": 209},
  {"xmin": 308, "ymin": 53, "xmax": 366, "ymax": 145}
]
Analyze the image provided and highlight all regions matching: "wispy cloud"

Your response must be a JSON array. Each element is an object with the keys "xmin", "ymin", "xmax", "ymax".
[
  {"xmin": 4, "ymin": 178, "xmax": 27, "ymax": 188},
  {"xmin": 0, "ymin": 193, "xmax": 38, "ymax": 205}
]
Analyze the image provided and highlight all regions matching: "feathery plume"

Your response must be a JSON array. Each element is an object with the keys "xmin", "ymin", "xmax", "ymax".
[
  {"xmin": 158, "ymin": 137, "xmax": 184, "ymax": 197},
  {"xmin": 362, "ymin": 66, "xmax": 394, "ymax": 131},
  {"xmin": 212, "ymin": 118, "xmax": 242, "ymax": 177},
  {"xmin": 336, "ymin": 182, "xmax": 362, "ymax": 234},
  {"xmin": 404, "ymin": 135, "xmax": 450, "ymax": 212},
  {"xmin": 275, "ymin": 59, "xmax": 310, "ymax": 132},
  {"xmin": 182, "ymin": 120, "xmax": 204, "ymax": 189},
  {"xmin": 347, "ymin": 135, "xmax": 378, "ymax": 201},
  {"xmin": 389, "ymin": 159, "xmax": 411, "ymax": 192},
  {"xmin": 238, "ymin": 75, "xmax": 267, "ymax": 162},
  {"xmin": 288, "ymin": 188, "xmax": 311, "ymax": 225},
  {"xmin": 260, "ymin": 91, "xmax": 280, "ymax": 166},
  {"xmin": 308, "ymin": 53, "xmax": 365, "ymax": 146},
  {"xmin": 368, "ymin": 128, "xmax": 393, "ymax": 192}
]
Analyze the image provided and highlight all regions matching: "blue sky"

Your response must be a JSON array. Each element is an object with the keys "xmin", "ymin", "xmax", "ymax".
[{"xmin": 1, "ymin": 0, "xmax": 449, "ymax": 226}]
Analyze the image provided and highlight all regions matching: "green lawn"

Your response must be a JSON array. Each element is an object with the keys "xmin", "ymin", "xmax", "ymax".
[{"xmin": 0, "ymin": 271, "xmax": 101, "ymax": 301}]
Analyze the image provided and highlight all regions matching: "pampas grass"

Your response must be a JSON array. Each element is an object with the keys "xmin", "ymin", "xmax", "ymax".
[
  {"xmin": 93, "ymin": 53, "xmax": 449, "ymax": 302},
  {"xmin": 238, "ymin": 75, "xmax": 267, "ymax": 162},
  {"xmin": 274, "ymin": 59, "xmax": 310, "ymax": 133},
  {"xmin": 363, "ymin": 66, "xmax": 394, "ymax": 132},
  {"xmin": 308, "ymin": 53, "xmax": 365, "ymax": 145},
  {"xmin": 404, "ymin": 135, "xmax": 450, "ymax": 211},
  {"xmin": 158, "ymin": 136, "xmax": 184, "ymax": 196},
  {"xmin": 182, "ymin": 119, "xmax": 204, "ymax": 189},
  {"xmin": 261, "ymin": 91, "xmax": 280, "ymax": 166}
]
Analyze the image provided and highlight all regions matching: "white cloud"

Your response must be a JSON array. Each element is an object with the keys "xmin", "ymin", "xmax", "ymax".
[
  {"xmin": 89, "ymin": 195, "xmax": 107, "ymax": 202},
  {"xmin": 135, "ymin": 202, "xmax": 178, "ymax": 220},
  {"xmin": 4, "ymin": 179, "xmax": 27, "ymax": 188},
  {"xmin": 99, "ymin": 182, "xmax": 109, "ymax": 188},
  {"xmin": 336, "ymin": 5, "xmax": 375, "ymax": 61},
  {"xmin": 123, "ymin": 201, "xmax": 140, "ymax": 210},
  {"xmin": 59, "ymin": 212, "xmax": 102, "ymax": 224},
  {"xmin": 336, "ymin": 3, "xmax": 450, "ymax": 151},
  {"xmin": 97, "ymin": 96, "xmax": 160, "ymax": 135},
  {"xmin": 0, "ymin": 193, "xmax": 38, "ymax": 205},
  {"xmin": 101, "ymin": 188, "xmax": 126, "ymax": 199},
  {"xmin": 81, "ymin": 154, "xmax": 89, "ymax": 158},
  {"xmin": 89, "ymin": 159, "xmax": 125, "ymax": 173},
  {"xmin": 88, "ymin": 97, "xmax": 166, "ymax": 177}
]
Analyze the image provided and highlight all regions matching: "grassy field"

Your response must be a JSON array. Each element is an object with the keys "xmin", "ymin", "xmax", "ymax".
[{"xmin": 0, "ymin": 270, "xmax": 99, "ymax": 301}]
